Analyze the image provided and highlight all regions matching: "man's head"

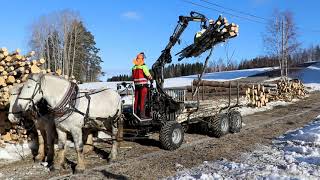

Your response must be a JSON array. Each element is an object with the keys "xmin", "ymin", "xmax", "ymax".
[{"xmin": 133, "ymin": 52, "xmax": 146, "ymax": 66}]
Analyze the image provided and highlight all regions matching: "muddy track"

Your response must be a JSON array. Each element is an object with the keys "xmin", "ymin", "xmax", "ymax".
[{"xmin": 2, "ymin": 93, "xmax": 320, "ymax": 180}]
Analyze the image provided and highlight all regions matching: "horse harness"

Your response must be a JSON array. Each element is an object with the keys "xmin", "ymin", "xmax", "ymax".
[
  {"xmin": 47, "ymin": 83, "xmax": 112, "ymax": 125},
  {"xmin": 17, "ymin": 75, "xmax": 108, "ymax": 125}
]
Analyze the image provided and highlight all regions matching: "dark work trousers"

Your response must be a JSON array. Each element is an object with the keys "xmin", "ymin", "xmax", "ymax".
[{"xmin": 134, "ymin": 85, "xmax": 148, "ymax": 117}]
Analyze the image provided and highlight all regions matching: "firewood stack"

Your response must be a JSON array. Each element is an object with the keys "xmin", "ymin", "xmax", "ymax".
[
  {"xmin": 246, "ymin": 79, "xmax": 306, "ymax": 108},
  {"xmin": 0, "ymin": 48, "xmax": 48, "ymax": 108},
  {"xmin": 276, "ymin": 79, "xmax": 306, "ymax": 101},
  {"xmin": 1, "ymin": 126, "xmax": 28, "ymax": 144},
  {"xmin": 246, "ymin": 84, "xmax": 272, "ymax": 108},
  {"xmin": 0, "ymin": 48, "xmax": 79, "ymax": 146}
]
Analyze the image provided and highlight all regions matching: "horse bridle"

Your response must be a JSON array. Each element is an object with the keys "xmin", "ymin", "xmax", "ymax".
[
  {"xmin": 8, "ymin": 92, "xmax": 23, "ymax": 115},
  {"xmin": 16, "ymin": 76, "xmax": 44, "ymax": 113}
]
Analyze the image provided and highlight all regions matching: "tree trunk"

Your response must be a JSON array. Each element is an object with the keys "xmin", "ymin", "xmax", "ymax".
[{"xmin": 71, "ymin": 24, "xmax": 78, "ymax": 76}]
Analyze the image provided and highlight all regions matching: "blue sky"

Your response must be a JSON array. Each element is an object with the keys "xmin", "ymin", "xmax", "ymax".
[{"xmin": 0, "ymin": 0, "xmax": 319, "ymax": 80}]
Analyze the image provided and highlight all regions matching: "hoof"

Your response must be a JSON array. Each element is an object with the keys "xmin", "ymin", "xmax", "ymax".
[
  {"xmin": 34, "ymin": 154, "xmax": 45, "ymax": 162},
  {"xmin": 46, "ymin": 162, "xmax": 55, "ymax": 172},
  {"xmin": 83, "ymin": 145, "xmax": 94, "ymax": 154},
  {"xmin": 108, "ymin": 154, "xmax": 117, "ymax": 162},
  {"xmin": 74, "ymin": 165, "xmax": 85, "ymax": 174}
]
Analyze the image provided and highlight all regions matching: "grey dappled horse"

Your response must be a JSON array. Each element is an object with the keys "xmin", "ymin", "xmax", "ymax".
[
  {"xmin": 8, "ymin": 84, "xmax": 56, "ymax": 166},
  {"xmin": 15, "ymin": 74, "xmax": 122, "ymax": 173}
]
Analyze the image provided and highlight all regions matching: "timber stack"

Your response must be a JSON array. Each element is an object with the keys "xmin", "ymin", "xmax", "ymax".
[
  {"xmin": 0, "ymin": 47, "xmax": 74, "ymax": 109},
  {"xmin": 246, "ymin": 79, "xmax": 306, "ymax": 107},
  {"xmin": 191, "ymin": 80, "xmax": 276, "ymax": 96},
  {"xmin": 0, "ymin": 47, "xmax": 48, "ymax": 108},
  {"xmin": 246, "ymin": 84, "xmax": 273, "ymax": 108},
  {"xmin": 191, "ymin": 79, "xmax": 306, "ymax": 108},
  {"xmin": 275, "ymin": 79, "xmax": 306, "ymax": 101},
  {"xmin": 0, "ymin": 48, "xmax": 79, "ymax": 146}
]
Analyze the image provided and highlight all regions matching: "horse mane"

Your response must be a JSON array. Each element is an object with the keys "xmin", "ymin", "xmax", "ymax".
[{"xmin": 42, "ymin": 74, "xmax": 70, "ymax": 83}]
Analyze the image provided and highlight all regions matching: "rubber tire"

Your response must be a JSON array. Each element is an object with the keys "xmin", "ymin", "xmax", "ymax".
[
  {"xmin": 208, "ymin": 113, "xmax": 229, "ymax": 138},
  {"xmin": 229, "ymin": 110, "xmax": 242, "ymax": 133},
  {"xmin": 159, "ymin": 121, "xmax": 184, "ymax": 151}
]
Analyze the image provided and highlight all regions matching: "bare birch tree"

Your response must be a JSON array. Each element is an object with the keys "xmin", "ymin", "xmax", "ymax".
[
  {"xmin": 263, "ymin": 10, "xmax": 300, "ymax": 80},
  {"xmin": 29, "ymin": 10, "xmax": 102, "ymax": 82}
]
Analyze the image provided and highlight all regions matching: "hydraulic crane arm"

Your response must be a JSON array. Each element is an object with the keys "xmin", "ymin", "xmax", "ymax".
[
  {"xmin": 152, "ymin": 11, "xmax": 207, "ymax": 88},
  {"xmin": 147, "ymin": 12, "xmax": 239, "ymax": 120}
]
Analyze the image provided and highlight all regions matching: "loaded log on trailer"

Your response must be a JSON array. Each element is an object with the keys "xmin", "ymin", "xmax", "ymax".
[{"xmin": 119, "ymin": 11, "xmax": 242, "ymax": 151}]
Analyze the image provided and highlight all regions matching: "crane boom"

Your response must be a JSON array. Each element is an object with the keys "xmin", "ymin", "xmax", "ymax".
[{"xmin": 152, "ymin": 11, "xmax": 207, "ymax": 89}]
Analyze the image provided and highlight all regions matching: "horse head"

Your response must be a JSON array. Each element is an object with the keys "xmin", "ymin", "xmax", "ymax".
[
  {"xmin": 16, "ymin": 74, "xmax": 44, "ymax": 113},
  {"xmin": 8, "ymin": 84, "xmax": 24, "ymax": 124}
]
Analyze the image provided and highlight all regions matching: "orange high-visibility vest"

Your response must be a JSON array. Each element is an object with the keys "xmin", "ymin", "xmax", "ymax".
[{"xmin": 132, "ymin": 64, "xmax": 151, "ymax": 85}]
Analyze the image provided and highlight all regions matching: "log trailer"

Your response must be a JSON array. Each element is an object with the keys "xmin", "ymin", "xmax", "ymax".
[{"xmin": 118, "ymin": 11, "xmax": 241, "ymax": 150}]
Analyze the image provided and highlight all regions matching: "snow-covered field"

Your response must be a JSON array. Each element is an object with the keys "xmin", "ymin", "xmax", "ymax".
[
  {"xmin": 163, "ymin": 67, "xmax": 273, "ymax": 88},
  {"xmin": 293, "ymin": 62, "xmax": 320, "ymax": 91},
  {"xmin": 170, "ymin": 116, "xmax": 320, "ymax": 180},
  {"xmin": 0, "ymin": 141, "xmax": 32, "ymax": 164},
  {"xmin": 79, "ymin": 67, "xmax": 274, "ymax": 90},
  {"xmin": 80, "ymin": 62, "xmax": 320, "ymax": 91}
]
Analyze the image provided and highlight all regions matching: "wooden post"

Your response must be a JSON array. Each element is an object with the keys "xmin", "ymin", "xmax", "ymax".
[
  {"xmin": 228, "ymin": 81, "xmax": 231, "ymax": 107},
  {"xmin": 191, "ymin": 81, "xmax": 193, "ymax": 101},
  {"xmin": 237, "ymin": 81, "xmax": 239, "ymax": 105},
  {"xmin": 202, "ymin": 83, "xmax": 204, "ymax": 101}
]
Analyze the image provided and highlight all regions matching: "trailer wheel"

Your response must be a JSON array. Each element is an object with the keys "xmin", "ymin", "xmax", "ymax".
[
  {"xmin": 159, "ymin": 121, "xmax": 184, "ymax": 151},
  {"xmin": 229, "ymin": 110, "xmax": 242, "ymax": 133},
  {"xmin": 208, "ymin": 113, "xmax": 229, "ymax": 138}
]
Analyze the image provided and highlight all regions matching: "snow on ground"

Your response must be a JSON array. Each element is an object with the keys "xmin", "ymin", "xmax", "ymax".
[
  {"xmin": 293, "ymin": 62, "xmax": 320, "ymax": 91},
  {"xmin": 0, "ymin": 141, "xmax": 32, "ymax": 164},
  {"xmin": 77, "ymin": 62, "xmax": 320, "ymax": 91},
  {"xmin": 164, "ymin": 67, "xmax": 273, "ymax": 88},
  {"xmin": 238, "ymin": 100, "xmax": 294, "ymax": 117},
  {"xmin": 169, "ymin": 116, "xmax": 320, "ymax": 180},
  {"xmin": 79, "ymin": 67, "xmax": 274, "ymax": 90}
]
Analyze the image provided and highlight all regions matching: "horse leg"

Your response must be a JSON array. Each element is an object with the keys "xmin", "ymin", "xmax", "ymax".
[
  {"xmin": 46, "ymin": 124, "xmax": 55, "ymax": 170},
  {"xmin": 109, "ymin": 120, "xmax": 118, "ymax": 161},
  {"xmin": 35, "ymin": 129, "xmax": 46, "ymax": 162},
  {"xmin": 56, "ymin": 128, "xmax": 67, "ymax": 170},
  {"xmin": 72, "ymin": 128, "xmax": 85, "ymax": 173},
  {"xmin": 83, "ymin": 129, "xmax": 94, "ymax": 154}
]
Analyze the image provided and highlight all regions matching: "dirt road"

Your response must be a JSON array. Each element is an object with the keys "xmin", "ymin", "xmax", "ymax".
[{"xmin": 1, "ymin": 92, "xmax": 320, "ymax": 180}]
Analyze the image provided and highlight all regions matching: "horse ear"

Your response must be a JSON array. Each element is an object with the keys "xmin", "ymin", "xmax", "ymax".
[{"xmin": 9, "ymin": 84, "xmax": 23, "ymax": 93}]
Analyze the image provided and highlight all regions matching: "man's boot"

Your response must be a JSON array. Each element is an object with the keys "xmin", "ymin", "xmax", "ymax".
[{"xmin": 140, "ymin": 110, "xmax": 148, "ymax": 119}]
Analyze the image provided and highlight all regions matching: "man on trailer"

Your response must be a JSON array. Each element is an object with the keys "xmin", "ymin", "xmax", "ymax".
[{"xmin": 132, "ymin": 52, "xmax": 152, "ymax": 119}]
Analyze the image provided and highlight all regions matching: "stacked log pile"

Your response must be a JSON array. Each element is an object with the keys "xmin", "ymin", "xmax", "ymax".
[
  {"xmin": 191, "ymin": 79, "xmax": 306, "ymax": 108},
  {"xmin": 0, "ymin": 48, "xmax": 77, "ymax": 109},
  {"xmin": 0, "ymin": 48, "xmax": 77, "ymax": 147},
  {"xmin": 245, "ymin": 84, "xmax": 273, "ymax": 108},
  {"xmin": 0, "ymin": 48, "xmax": 47, "ymax": 108},
  {"xmin": 192, "ymin": 80, "xmax": 245, "ymax": 94},
  {"xmin": 191, "ymin": 80, "xmax": 272, "ymax": 96},
  {"xmin": 275, "ymin": 79, "xmax": 306, "ymax": 101},
  {"xmin": 0, "ymin": 126, "xmax": 28, "ymax": 144},
  {"xmin": 246, "ymin": 79, "xmax": 306, "ymax": 107}
]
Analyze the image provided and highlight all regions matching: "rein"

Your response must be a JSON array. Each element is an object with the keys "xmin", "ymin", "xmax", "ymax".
[{"xmin": 17, "ymin": 76, "xmax": 43, "ymax": 111}]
